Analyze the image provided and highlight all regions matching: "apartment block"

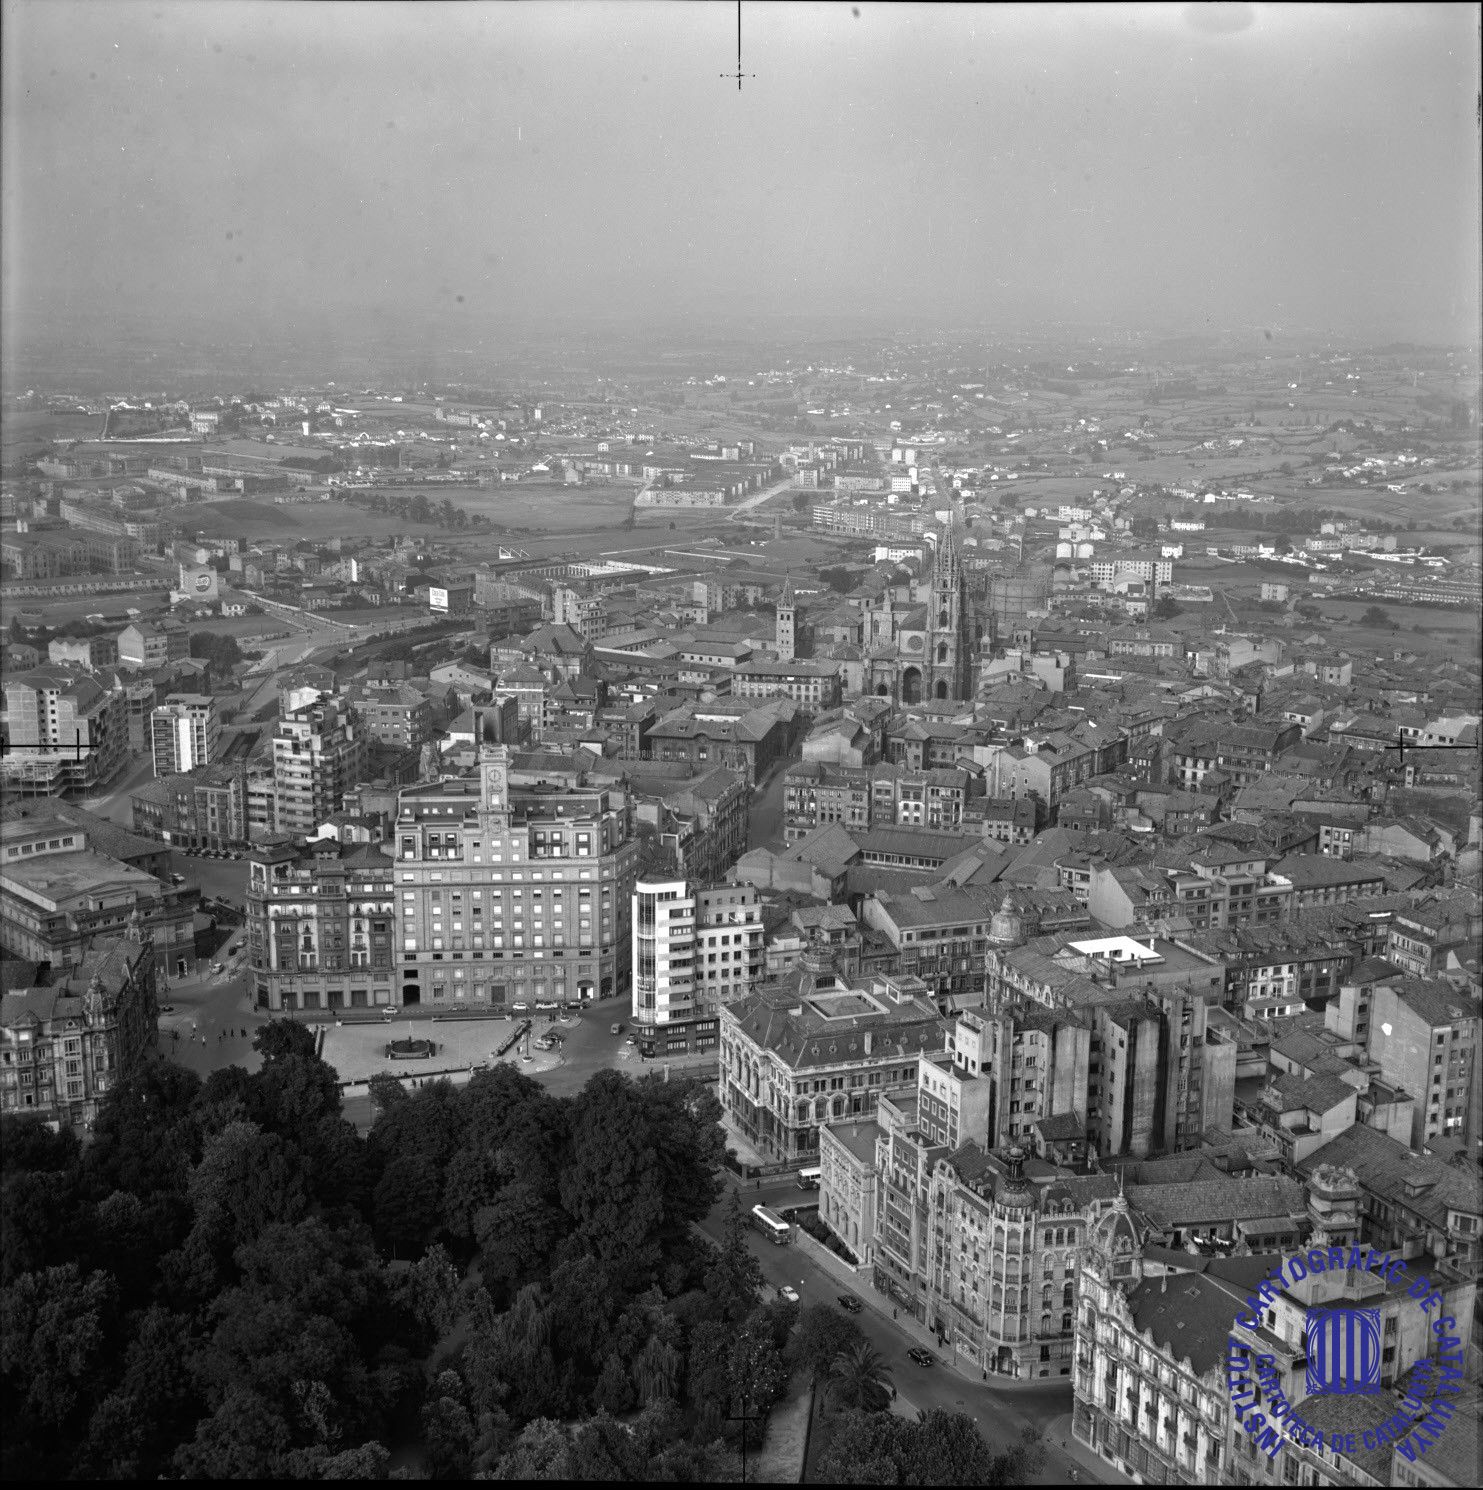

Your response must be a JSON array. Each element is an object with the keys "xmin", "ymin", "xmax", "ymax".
[
  {"xmin": 117, "ymin": 621, "xmax": 189, "ymax": 668},
  {"xmin": 783, "ymin": 759, "xmax": 969, "ymax": 840},
  {"xmin": 130, "ymin": 761, "xmax": 249, "ymax": 851},
  {"xmin": 860, "ymin": 884, "xmax": 992, "ymax": 1008},
  {"xmin": 0, "ymin": 667, "xmax": 127, "ymax": 798},
  {"xmin": 149, "ymin": 693, "xmax": 220, "ymax": 776},
  {"xmin": 631, "ymin": 879, "xmax": 763, "ymax": 1058},
  {"xmin": 271, "ymin": 697, "xmax": 367, "ymax": 837}
]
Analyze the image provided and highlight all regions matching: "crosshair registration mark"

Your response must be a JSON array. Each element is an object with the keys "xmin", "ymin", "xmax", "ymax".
[{"xmin": 721, "ymin": 1, "xmax": 755, "ymax": 90}]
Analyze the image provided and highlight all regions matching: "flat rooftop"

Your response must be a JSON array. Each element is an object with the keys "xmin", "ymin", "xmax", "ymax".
[{"xmin": 0, "ymin": 851, "xmax": 161, "ymax": 913}]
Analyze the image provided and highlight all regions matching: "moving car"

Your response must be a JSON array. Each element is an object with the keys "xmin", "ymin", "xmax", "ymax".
[
  {"xmin": 626, "ymin": 1035, "xmax": 636, "ymax": 1045},
  {"xmin": 211, "ymin": 963, "xmax": 224, "ymax": 974},
  {"xmin": 907, "ymin": 1347, "xmax": 934, "ymax": 1367},
  {"xmin": 159, "ymin": 1004, "xmax": 174, "ymax": 1014},
  {"xmin": 511, "ymin": 1001, "xmax": 529, "ymax": 1012},
  {"xmin": 837, "ymin": 1294, "xmax": 862, "ymax": 1314},
  {"xmin": 610, "ymin": 1022, "xmax": 623, "ymax": 1036},
  {"xmin": 779, "ymin": 1285, "xmax": 800, "ymax": 1303}
]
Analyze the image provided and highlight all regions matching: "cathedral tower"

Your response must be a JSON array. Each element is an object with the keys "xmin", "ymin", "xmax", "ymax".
[
  {"xmin": 775, "ymin": 574, "xmax": 796, "ymax": 662},
  {"xmin": 927, "ymin": 527, "xmax": 973, "ymax": 701}
]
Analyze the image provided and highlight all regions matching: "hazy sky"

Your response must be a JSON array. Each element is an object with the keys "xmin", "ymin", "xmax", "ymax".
[{"xmin": 3, "ymin": 1, "xmax": 1479, "ymax": 342}]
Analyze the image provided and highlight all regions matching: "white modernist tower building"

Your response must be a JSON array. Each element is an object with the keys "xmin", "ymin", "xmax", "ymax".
[{"xmin": 632, "ymin": 878, "xmax": 697, "ymax": 1032}]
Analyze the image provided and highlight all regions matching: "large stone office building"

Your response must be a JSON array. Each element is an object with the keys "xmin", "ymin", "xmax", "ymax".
[{"xmin": 248, "ymin": 732, "xmax": 639, "ymax": 1012}]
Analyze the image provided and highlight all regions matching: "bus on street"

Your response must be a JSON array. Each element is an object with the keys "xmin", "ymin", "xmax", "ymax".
[
  {"xmin": 797, "ymin": 1166, "xmax": 822, "ymax": 1190},
  {"xmin": 751, "ymin": 1205, "xmax": 791, "ymax": 1244}
]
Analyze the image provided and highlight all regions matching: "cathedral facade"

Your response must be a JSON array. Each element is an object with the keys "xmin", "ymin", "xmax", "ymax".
[{"xmin": 861, "ymin": 528, "xmax": 977, "ymax": 704}]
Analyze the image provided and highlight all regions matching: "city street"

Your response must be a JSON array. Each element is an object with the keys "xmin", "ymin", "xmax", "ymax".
[
  {"xmin": 696, "ymin": 1176, "xmax": 1110, "ymax": 1487},
  {"xmin": 170, "ymin": 847, "xmax": 251, "ymax": 910},
  {"xmin": 155, "ymin": 964, "xmax": 268, "ymax": 1078},
  {"xmin": 748, "ymin": 759, "xmax": 788, "ymax": 851},
  {"xmin": 80, "ymin": 752, "xmax": 156, "ymax": 826}
]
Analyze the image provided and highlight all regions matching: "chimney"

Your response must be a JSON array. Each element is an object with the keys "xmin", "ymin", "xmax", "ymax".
[{"xmin": 864, "ymin": 1030, "xmax": 873, "ymax": 1055}]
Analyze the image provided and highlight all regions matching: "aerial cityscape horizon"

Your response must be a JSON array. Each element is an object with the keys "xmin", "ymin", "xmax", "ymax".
[{"xmin": 1, "ymin": 2, "xmax": 1479, "ymax": 1486}]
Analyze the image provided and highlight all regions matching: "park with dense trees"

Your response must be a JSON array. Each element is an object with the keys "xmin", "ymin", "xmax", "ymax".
[{"xmin": 1, "ymin": 1021, "xmax": 1039, "ymax": 1482}]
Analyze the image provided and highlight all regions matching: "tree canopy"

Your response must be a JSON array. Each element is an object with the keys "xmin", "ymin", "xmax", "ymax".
[{"xmin": 0, "ymin": 1022, "xmax": 775, "ymax": 1480}]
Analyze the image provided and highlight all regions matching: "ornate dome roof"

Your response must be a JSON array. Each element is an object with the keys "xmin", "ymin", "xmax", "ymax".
[{"xmin": 1089, "ymin": 1193, "xmax": 1146, "ymax": 1261}]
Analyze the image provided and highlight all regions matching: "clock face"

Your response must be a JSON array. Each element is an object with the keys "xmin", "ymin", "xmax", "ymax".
[{"xmin": 484, "ymin": 765, "xmax": 505, "ymax": 802}]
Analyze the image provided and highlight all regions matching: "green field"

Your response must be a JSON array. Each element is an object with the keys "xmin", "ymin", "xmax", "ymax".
[{"xmin": 0, "ymin": 408, "xmax": 105, "ymax": 464}]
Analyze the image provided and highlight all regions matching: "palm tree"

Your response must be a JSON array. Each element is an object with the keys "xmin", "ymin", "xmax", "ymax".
[{"xmin": 826, "ymin": 1341, "xmax": 894, "ymax": 1413}]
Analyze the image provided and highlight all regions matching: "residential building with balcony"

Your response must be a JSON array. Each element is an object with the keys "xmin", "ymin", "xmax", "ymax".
[
  {"xmin": 246, "ymin": 837, "xmax": 396, "ymax": 1011},
  {"xmin": 782, "ymin": 760, "xmax": 969, "ymax": 841},
  {"xmin": 271, "ymin": 697, "xmax": 367, "ymax": 837},
  {"xmin": 0, "ymin": 930, "xmax": 158, "ymax": 1130},
  {"xmin": 1174, "ymin": 922, "xmax": 1354, "ymax": 1019},
  {"xmin": 345, "ymin": 681, "xmax": 438, "ymax": 751},
  {"xmin": 129, "ymin": 761, "xmax": 249, "ymax": 852},
  {"xmin": 925, "ymin": 1144, "xmax": 1112, "ymax": 1381},
  {"xmin": 1386, "ymin": 892, "xmax": 1482, "ymax": 980},
  {"xmin": 859, "ymin": 884, "xmax": 992, "ymax": 1009},
  {"xmin": 149, "ymin": 693, "xmax": 220, "ymax": 777}
]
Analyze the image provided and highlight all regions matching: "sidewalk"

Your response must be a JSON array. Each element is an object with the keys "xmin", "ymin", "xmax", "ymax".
[
  {"xmin": 1034, "ymin": 1413, "xmax": 1134, "ymax": 1487},
  {"xmin": 849, "ymin": 1271, "xmax": 1066, "ymax": 1393}
]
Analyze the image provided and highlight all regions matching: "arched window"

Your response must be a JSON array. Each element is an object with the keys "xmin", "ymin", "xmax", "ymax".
[
  {"xmin": 938, "ymin": 609, "xmax": 949, "ymax": 628},
  {"xmin": 935, "ymin": 680, "xmax": 949, "ymax": 699},
  {"xmin": 937, "ymin": 642, "xmax": 948, "ymax": 663},
  {"xmin": 1063, "ymin": 1282, "xmax": 1074, "ymax": 1307}
]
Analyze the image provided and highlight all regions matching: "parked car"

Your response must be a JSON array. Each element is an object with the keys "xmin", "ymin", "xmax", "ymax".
[
  {"xmin": 211, "ymin": 963, "xmax": 224, "ymax": 974},
  {"xmin": 159, "ymin": 1004, "xmax": 174, "ymax": 1014},
  {"xmin": 511, "ymin": 1001, "xmax": 529, "ymax": 1012},
  {"xmin": 907, "ymin": 1347, "xmax": 935, "ymax": 1367},
  {"xmin": 779, "ymin": 1285, "xmax": 800, "ymax": 1304},
  {"xmin": 837, "ymin": 1295, "xmax": 862, "ymax": 1314},
  {"xmin": 626, "ymin": 1035, "xmax": 636, "ymax": 1045}
]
